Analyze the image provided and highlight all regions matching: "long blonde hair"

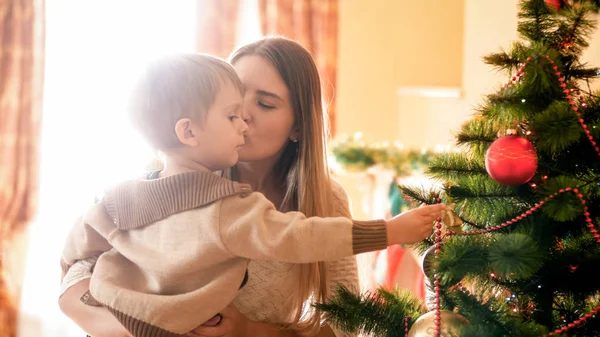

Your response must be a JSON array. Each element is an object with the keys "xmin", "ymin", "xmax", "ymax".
[{"xmin": 230, "ymin": 37, "xmax": 336, "ymax": 335}]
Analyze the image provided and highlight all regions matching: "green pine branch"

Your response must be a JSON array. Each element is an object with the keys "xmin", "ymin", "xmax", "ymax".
[
  {"xmin": 518, "ymin": 0, "xmax": 557, "ymax": 43},
  {"xmin": 530, "ymin": 101, "xmax": 581, "ymax": 153},
  {"xmin": 397, "ymin": 185, "xmax": 441, "ymax": 206},
  {"xmin": 517, "ymin": 48, "xmax": 565, "ymax": 101},
  {"xmin": 487, "ymin": 233, "xmax": 545, "ymax": 279},
  {"xmin": 445, "ymin": 176, "xmax": 528, "ymax": 224},
  {"xmin": 316, "ymin": 285, "xmax": 424, "ymax": 337},
  {"xmin": 570, "ymin": 65, "xmax": 600, "ymax": 80},
  {"xmin": 539, "ymin": 176, "xmax": 589, "ymax": 221},
  {"xmin": 426, "ymin": 153, "xmax": 488, "ymax": 182},
  {"xmin": 434, "ymin": 233, "xmax": 545, "ymax": 285},
  {"xmin": 484, "ymin": 89, "xmax": 538, "ymax": 124},
  {"xmin": 581, "ymin": 94, "xmax": 600, "ymax": 122},
  {"xmin": 483, "ymin": 42, "xmax": 530, "ymax": 73},
  {"xmin": 552, "ymin": 3, "xmax": 597, "ymax": 55},
  {"xmin": 540, "ymin": 231, "xmax": 600, "ymax": 295},
  {"xmin": 455, "ymin": 116, "xmax": 498, "ymax": 157},
  {"xmin": 451, "ymin": 286, "xmax": 548, "ymax": 337},
  {"xmin": 435, "ymin": 236, "xmax": 490, "ymax": 286}
]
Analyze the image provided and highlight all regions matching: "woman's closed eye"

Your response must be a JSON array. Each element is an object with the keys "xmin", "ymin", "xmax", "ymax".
[
  {"xmin": 229, "ymin": 115, "xmax": 240, "ymax": 121},
  {"xmin": 257, "ymin": 101, "xmax": 275, "ymax": 110}
]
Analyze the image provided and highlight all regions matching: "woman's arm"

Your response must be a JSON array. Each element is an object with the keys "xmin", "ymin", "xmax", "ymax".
[{"xmin": 59, "ymin": 279, "xmax": 133, "ymax": 337}]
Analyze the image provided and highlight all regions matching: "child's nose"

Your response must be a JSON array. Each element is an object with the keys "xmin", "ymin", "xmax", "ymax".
[{"xmin": 239, "ymin": 119, "xmax": 249, "ymax": 134}]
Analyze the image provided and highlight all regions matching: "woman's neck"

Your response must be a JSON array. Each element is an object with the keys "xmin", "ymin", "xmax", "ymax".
[
  {"xmin": 236, "ymin": 159, "xmax": 278, "ymax": 191},
  {"xmin": 236, "ymin": 158, "xmax": 285, "ymax": 208}
]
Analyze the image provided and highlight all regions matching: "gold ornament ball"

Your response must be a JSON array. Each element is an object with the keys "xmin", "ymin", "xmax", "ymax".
[{"xmin": 408, "ymin": 310, "xmax": 469, "ymax": 337}]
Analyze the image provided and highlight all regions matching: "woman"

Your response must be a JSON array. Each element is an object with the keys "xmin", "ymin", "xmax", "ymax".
[{"xmin": 59, "ymin": 37, "xmax": 359, "ymax": 337}]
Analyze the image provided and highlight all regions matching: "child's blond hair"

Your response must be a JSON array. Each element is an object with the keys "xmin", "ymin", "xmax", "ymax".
[{"xmin": 128, "ymin": 53, "xmax": 243, "ymax": 151}]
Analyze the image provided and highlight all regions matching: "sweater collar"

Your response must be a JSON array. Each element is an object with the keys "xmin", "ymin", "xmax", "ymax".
[{"xmin": 103, "ymin": 171, "xmax": 252, "ymax": 229}]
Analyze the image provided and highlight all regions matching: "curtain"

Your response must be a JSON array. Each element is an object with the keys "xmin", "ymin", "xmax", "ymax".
[
  {"xmin": 0, "ymin": 0, "xmax": 45, "ymax": 336},
  {"xmin": 257, "ymin": 0, "xmax": 339, "ymax": 136},
  {"xmin": 196, "ymin": 0, "xmax": 241, "ymax": 59}
]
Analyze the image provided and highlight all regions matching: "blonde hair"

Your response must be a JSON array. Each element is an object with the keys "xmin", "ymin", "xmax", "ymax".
[
  {"xmin": 128, "ymin": 53, "xmax": 243, "ymax": 151},
  {"xmin": 230, "ymin": 37, "xmax": 336, "ymax": 335}
]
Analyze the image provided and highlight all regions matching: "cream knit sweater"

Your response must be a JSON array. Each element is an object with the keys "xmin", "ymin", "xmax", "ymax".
[{"xmin": 60, "ymin": 179, "xmax": 360, "ymax": 337}]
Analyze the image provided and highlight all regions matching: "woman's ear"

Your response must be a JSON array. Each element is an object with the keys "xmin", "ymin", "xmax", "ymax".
[
  {"xmin": 174, "ymin": 118, "xmax": 198, "ymax": 147},
  {"xmin": 289, "ymin": 127, "xmax": 301, "ymax": 143}
]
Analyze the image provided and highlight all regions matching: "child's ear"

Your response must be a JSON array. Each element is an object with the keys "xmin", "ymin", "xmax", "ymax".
[{"xmin": 174, "ymin": 118, "xmax": 198, "ymax": 147}]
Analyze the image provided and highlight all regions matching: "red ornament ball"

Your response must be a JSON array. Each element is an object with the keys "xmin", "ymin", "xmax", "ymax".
[
  {"xmin": 545, "ymin": 0, "xmax": 561, "ymax": 11},
  {"xmin": 485, "ymin": 135, "xmax": 538, "ymax": 186}
]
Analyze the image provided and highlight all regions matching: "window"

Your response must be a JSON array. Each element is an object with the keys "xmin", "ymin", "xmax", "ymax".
[
  {"xmin": 20, "ymin": 2, "xmax": 197, "ymax": 336},
  {"xmin": 236, "ymin": 0, "xmax": 262, "ymax": 47}
]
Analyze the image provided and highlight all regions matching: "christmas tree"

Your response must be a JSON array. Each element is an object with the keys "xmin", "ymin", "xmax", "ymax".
[{"xmin": 318, "ymin": 1, "xmax": 600, "ymax": 336}]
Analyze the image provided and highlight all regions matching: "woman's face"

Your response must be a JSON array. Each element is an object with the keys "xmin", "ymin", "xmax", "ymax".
[{"xmin": 233, "ymin": 55, "xmax": 297, "ymax": 163}]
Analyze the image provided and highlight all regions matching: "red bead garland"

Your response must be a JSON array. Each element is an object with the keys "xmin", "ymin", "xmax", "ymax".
[
  {"xmin": 433, "ymin": 216, "xmax": 443, "ymax": 337},
  {"xmin": 444, "ymin": 187, "xmax": 600, "ymax": 243},
  {"xmin": 404, "ymin": 315, "xmax": 410, "ymax": 337},
  {"xmin": 538, "ymin": 304, "xmax": 599, "ymax": 336}
]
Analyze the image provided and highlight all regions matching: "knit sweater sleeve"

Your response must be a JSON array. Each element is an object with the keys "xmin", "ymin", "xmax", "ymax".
[
  {"xmin": 324, "ymin": 179, "xmax": 360, "ymax": 337},
  {"xmin": 60, "ymin": 203, "xmax": 114, "ymax": 283},
  {"xmin": 217, "ymin": 192, "xmax": 388, "ymax": 263}
]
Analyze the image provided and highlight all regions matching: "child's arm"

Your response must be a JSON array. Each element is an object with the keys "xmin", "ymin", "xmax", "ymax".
[
  {"xmin": 60, "ymin": 203, "xmax": 114, "ymax": 283},
  {"xmin": 217, "ymin": 192, "xmax": 446, "ymax": 263}
]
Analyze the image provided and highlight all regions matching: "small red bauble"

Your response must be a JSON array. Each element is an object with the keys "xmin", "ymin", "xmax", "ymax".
[
  {"xmin": 545, "ymin": 0, "xmax": 561, "ymax": 11},
  {"xmin": 485, "ymin": 133, "xmax": 538, "ymax": 186}
]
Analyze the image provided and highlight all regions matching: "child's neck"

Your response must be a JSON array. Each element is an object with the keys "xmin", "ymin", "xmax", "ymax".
[{"xmin": 159, "ymin": 154, "xmax": 212, "ymax": 178}]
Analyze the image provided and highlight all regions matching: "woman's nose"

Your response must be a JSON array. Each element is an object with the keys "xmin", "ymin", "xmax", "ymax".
[
  {"xmin": 240, "ymin": 119, "xmax": 249, "ymax": 134},
  {"xmin": 240, "ymin": 99, "xmax": 252, "ymax": 124}
]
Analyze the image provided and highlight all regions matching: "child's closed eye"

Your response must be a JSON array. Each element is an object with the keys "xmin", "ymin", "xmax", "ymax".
[{"xmin": 229, "ymin": 115, "xmax": 240, "ymax": 121}]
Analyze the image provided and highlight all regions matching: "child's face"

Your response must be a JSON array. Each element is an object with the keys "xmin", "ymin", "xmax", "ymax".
[{"xmin": 193, "ymin": 80, "xmax": 247, "ymax": 171}]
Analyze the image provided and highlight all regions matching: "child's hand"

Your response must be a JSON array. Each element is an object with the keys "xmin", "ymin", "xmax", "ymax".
[{"xmin": 385, "ymin": 204, "xmax": 447, "ymax": 245}]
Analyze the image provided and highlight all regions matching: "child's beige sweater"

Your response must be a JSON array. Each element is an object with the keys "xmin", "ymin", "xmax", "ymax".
[{"xmin": 60, "ymin": 171, "xmax": 387, "ymax": 337}]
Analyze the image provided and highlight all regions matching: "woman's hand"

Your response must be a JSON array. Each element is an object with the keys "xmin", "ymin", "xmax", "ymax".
[
  {"xmin": 186, "ymin": 304, "xmax": 289, "ymax": 337},
  {"xmin": 186, "ymin": 304, "xmax": 249, "ymax": 337}
]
